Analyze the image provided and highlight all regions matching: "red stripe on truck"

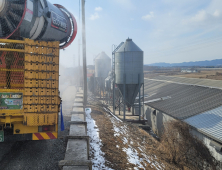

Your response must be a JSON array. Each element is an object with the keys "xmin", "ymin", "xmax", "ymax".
[
  {"xmin": 34, "ymin": 133, "xmax": 44, "ymax": 140},
  {"xmin": 46, "ymin": 133, "xmax": 56, "ymax": 139}
]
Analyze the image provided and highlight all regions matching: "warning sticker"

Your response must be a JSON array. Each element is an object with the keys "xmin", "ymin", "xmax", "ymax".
[{"xmin": 24, "ymin": 0, "xmax": 33, "ymax": 22}]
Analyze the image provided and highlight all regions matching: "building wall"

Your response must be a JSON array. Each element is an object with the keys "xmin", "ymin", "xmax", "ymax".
[
  {"xmin": 190, "ymin": 129, "xmax": 222, "ymax": 162},
  {"xmin": 144, "ymin": 105, "xmax": 174, "ymax": 137},
  {"xmin": 144, "ymin": 104, "xmax": 222, "ymax": 162}
]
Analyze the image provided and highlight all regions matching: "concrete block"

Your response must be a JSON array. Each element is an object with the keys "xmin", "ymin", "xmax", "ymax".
[
  {"xmin": 76, "ymin": 94, "xmax": 83, "ymax": 98},
  {"xmin": 75, "ymin": 98, "xmax": 83, "ymax": 103},
  {"xmin": 71, "ymin": 107, "xmax": 84, "ymax": 114},
  {"xmin": 67, "ymin": 136, "xmax": 89, "ymax": 160},
  {"xmin": 71, "ymin": 113, "xmax": 85, "ymax": 121},
  {"xmin": 69, "ymin": 124, "xmax": 86, "ymax": 136},
  {"xmin": 73, "ymin": 103, "xmax": 83, "ymax": 108},
  {"xmin": 59, "ymin": 160, "xmax": 92, "ymax": 170},
  {"xmin": 63, "ymin": 166, "xmax": 89, "ymax": 170},
  {"xmin": 64, "ymin": 139, "xmax": 88, "ymax": 161},
  {"xmin": 69, "ymin": 121, "xmax": 87, "ymax": 125}
]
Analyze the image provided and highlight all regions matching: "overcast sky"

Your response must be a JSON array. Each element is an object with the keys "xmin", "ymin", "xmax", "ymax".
[{"xmin": 51, "ymin": 0, "xmax": 222, "ymax": 67}]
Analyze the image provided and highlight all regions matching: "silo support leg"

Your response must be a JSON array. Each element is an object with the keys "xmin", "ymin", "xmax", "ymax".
[
  {"xmin": 123, "ymin": 74, "xmax": 126, "ymax": 120},
  {"xmin": 139, "ymin": 74, "xmax": 141, "ymax": 121},
  {"xmin": 143, "ymin": 83, "xmax": 144, "ymax": 119}
]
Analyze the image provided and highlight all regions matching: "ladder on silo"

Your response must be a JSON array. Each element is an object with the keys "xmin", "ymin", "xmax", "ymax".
[{"xmin": 112, "ymin": 42, "xmax": 124, "ymax": 73}]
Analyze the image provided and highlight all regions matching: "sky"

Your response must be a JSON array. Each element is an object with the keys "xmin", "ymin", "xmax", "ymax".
[{"xmin": 51, "ymin": 0, "xmax": 222, "ymax": 67}]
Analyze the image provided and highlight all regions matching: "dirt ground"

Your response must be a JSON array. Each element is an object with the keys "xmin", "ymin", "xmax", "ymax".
[
  {"xmin": 90, "ymin": 107, "xmax": 177, "ymax": 170},
  {"xmin": 174, "ymin": 70, "xmax": 222, "ymax": 80},
  {"xmin": 145, "ymin": 70, "xmax": 222, "ymax": 80}
]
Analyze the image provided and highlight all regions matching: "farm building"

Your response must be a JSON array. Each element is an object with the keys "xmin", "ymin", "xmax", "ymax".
[{"xmin": 144, "ymin": 76, "xmax": 222, "ymax": 161}]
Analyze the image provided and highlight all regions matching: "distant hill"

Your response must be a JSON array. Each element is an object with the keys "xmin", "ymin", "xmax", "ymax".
[{"xmin": 147, "ymin": 59, "xmax": 222, "ymax": 67}]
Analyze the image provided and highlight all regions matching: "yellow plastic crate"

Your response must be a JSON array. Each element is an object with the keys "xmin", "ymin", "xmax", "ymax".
[
  {"xmin": 24, "ymin": 79, "xmax": 38, "ymax": 87},
  {"xmin": 23, "ymin": 96, "xmax": 38, "ymax": 104},
  {"xmin": 39, "ymin": 88, "xmax": 46, "ymax": 96},
  {"xmin": 25, "ymin": 71, "xmax": 39, "ymax": 79},
  {"xmin": 51, "ymin": 105, "xmax": 58, "ymax": 112},
  {"xmin": 46, "ymin": 89, "xmax": 51, "ymax": 96},
  {"xmin": 46, "ymin": 64, "xmax": 51, "ymax": 71},
  {"xmin": 46, "ymin": 97, "xmax": 51, "ymax": 104},
  {"xmin": 39, "ymin": 80, "xmax": 46, "ymax": 88},
  {"xmin": 39, "ymin": 63, "xmax": 47, "ymax": 71},
  {"xmin": 46, "ymin": 80, "xmax": 51, "ymax": 88},
  {"xmin": 51, "ymin": 72, "xmax": 59, "ymax": 80},
  {"xmin": 25, "ymin": 62, "xmax": 39, "ymax": 71},
  {"xmin": 39, "ymin": 72, "xmax": 47, "ymax": 79},
  {"xmin": 39, "ymin": 56, "xmax": 46, "ymax": 63},
  {"xmin": 24, "ymin": 88, "xmax": 34, "ymax": 96},
  {"xmin": 51, "ymin": 96, "xmax": 57, "ymax": 104},
  {"xmin": 39, "ymin": 105, "xmax": 46, "ymax": 112},
  {"xmin": 25, "ymin": 54, "xmax": 36, "ymax": 62},
  {"xmin": 39, "ymin": 97, "xmax": 45, "ymax": 104},
  {"xmin": 51, "ymin": 80, "xmax": 58, "ymax": 88},
  {"xmin": 52, "ymin": 64, "xmax": 59, "ymax": 72}
]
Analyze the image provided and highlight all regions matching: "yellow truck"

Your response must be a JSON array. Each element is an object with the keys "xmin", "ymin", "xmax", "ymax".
[{"xmin": 0, "ymin": 38, "xmax": 60, "ymax": 142}]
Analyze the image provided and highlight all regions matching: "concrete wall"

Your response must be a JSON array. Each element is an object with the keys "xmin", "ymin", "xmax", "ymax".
[
  {"xmin": 144, "ymin": 105, "xmax": 174, "ymax": 137},
  {"xmin": 190, "ymin": 129, "xmax": 222, "ymax": 162}
]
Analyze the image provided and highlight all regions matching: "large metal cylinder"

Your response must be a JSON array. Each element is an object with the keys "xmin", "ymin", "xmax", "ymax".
[
  {"xmin": 0, "ymin": 0, "xmax": 77, "ymax": 49},
  {"xmin": 115, "ymin": 38, "xmax": 144, "ymax": 107},
  {"xmin": 95, "ymin": 51, "xmax": 111, "ymax": 78}
]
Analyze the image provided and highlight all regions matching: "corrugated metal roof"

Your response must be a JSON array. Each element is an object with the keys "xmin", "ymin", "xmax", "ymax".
[
  {"xmin": 149, "ymin": 75, "xmax": 222, "ymax": 89},
  {"xmin": 185, "ymin": 106, "xmax": 222, "ymax": 143},
  {"xmin": 144, "ymin": 79, "xmax": 222, "ymax": 120}
]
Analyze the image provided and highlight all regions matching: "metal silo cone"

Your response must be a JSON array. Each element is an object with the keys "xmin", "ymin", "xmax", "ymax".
[{"xmin": 117, "ymin": 84, "xmax": 142, "ymax": 108}]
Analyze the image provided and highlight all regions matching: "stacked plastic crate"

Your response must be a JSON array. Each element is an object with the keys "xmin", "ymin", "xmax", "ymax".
[{"xmin": 23, "ymin": 39, "xmax": 60, "ymax": 127}]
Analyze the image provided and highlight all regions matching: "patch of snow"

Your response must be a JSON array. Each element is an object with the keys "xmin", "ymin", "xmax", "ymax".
[
  {"xmin": 86, "ymin": 110, "xmax": 113, "ymax": 170},
  {"xmin": 109, "ymin": 112, "xmax": 163, "ymax": 170},
  {"xmin": 123, "ymin": 147, "xmax": 144, "ymax": 169},
  {"xmin": 123, "ymin": 137, "xmax": 128, "ymax": 144}
]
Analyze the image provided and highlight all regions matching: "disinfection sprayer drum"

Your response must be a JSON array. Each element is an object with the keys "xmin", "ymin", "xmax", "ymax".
[{"xmin": 0, "ymin": 0, "xmax": 77, "ymax": 49}]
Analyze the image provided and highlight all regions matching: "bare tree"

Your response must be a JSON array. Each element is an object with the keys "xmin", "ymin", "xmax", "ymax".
[{"xmin": 156, "ymin": 121, "xmax": 219, "ymax": 170}]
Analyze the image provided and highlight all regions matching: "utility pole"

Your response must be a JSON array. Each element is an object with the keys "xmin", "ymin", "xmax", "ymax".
[
  {"xmin": 82, "ymin": 0, "xmax": 87, "ymax": 106},
  {"xmin": 78, "ymin": 0, "xmax": 81, "ymax": 92}
]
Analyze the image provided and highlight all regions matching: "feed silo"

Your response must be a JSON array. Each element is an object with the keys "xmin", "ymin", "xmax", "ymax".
[
  {"xmin": 115, "ymin": 38, "xmax": 144, "ymax": 108},
  {"xmin": 94, "ymin": 52, "xmax": 111, "ymax": 96}
]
